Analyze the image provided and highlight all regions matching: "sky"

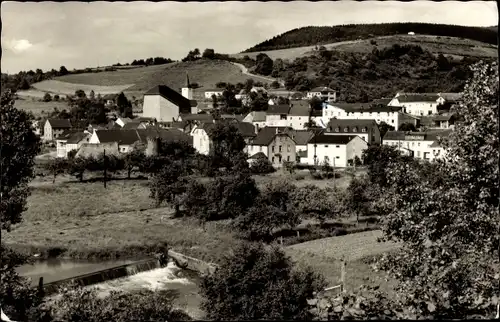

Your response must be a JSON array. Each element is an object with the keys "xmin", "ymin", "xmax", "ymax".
[{"xmin": 1, "ymin": 1, "xmax": 498, "ymax": 74}]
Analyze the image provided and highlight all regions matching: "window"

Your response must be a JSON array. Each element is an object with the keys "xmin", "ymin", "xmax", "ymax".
[
  {"xmin": 278, "ymin": 156, "xmax": 282, "ymax": 163},
  {"xmin": 353, "ymin": 127, "xmax": 358, "ymax": 132},
  {"xmin": 259, "ymin": 146, "xmax": 263, "ymax": 152},
  {"xmin": 272, "ymin": 146, "xmax": 275, "ymax": 153},
  {"xmin": 290, "ymin": 123, "xmax": 293, "ymax": 127},
  {"xmin": 335, "ymin": 127, "xmax": 340, "ymax": 132},
  {"xmin": 416, "ymin": 151, "xmax": 420, "ymax": 157},
  {"xmin": 336, "ymin": 145, "xmax": 340, "ymax": 148},
  {"xmin": 287, "ymin": 145, "xmax": 290, "ymax": 152},
  {"xmin": 362, "ymin": 127, "xmax": 367, "ymax": 132},
  {"xmin": 272, "ymin": 157, "xmax": 275, "ymax": 163},
  {"xmin": 391, "ymin": 120, "xmax": 394, "ymax": 123},
  {"xmin": 417, "ymin": 142, "xmax": 420, "ymax": 147},
  {"xmin": 287, "ymin": 156, "xmax": 290, "ymax": 161},
  {"xmin": 299, "ymin": 117, "xmax": 301, "ymax": 120},
  {"xmin": 279, "ymin": 145, "xmax": 282, "ymax": 152},
  {"xmin": 280, "ymin": 114, "xmax": 287, "ymax": 120},
  {"xmin": 412, "ymin": 142, "xmax": 415, "ymax": 147},
  {"xmin": 428, "ymin": 111, "xmax": 432, "ymax": 115},
  {"xmin": 324, "ymin": 145, "xmax": 329, "ymax": 148},
  {"xmin": 336, "ymin": 156, "xmax": 340, "ymax": 159},
  {"xmin": 369, "ymin": 112, "xmax": 372, "ymax": 116},
  {"xmin": 344, "ymin": 127, "xmax": 349, "ymax": 132}
]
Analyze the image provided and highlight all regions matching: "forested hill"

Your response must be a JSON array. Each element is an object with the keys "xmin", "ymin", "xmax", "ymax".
[{"xmin": 243, "ymin": 23, "xmax": 498, "ymax": 52}]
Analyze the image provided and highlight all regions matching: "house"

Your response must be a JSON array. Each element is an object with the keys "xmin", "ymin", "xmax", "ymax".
[
  {"xmin": 306, "ymin": 135, "xmax": 368, "ymax": 167},
  {"xmin": 76, "ymin": 142, "xmax": 121, "ymax": 158},
  {"xmin": 322, "ymin": 103, "xmax": 404, "ymax": 130},
  {"xmin": 204, "ymin": 89, "xmax": 224, "ymax": 99},
  {"xmin": 382, "ymin": 129, "xmax": 452, "ymax": 161},
  {"xmin": 121, "ymin": 121, "xmax": 148, "ymax": 130},
  {"xmin": 247, "ymin": 151, "xmax": 268, "ymax": 166},
  {"xmin": 56, "ymin": 130, "xmax": 90, "ymax": 158},
  {"xmin": 220, "ymin": 114, "xmax": 245, "ymax": 122},
  {"xmin": 419, "ymin": 113, "xmax": 457, "ymax": 130},
  {"xmin": 286, "ymin": 101, "xmax": 311, "ymax": 130},
  {"xmin": 142, "ymin": 85, "xmax": 192, "ymax": 122},
  {"xmin": 44, "ymin": 119, "xmax": 72, "ymax": 141},
  {"xmin": 178, "ymin": 113, "xmax": 214, "ymax": 124},
  {"xmin": 102, "ymin": 94, "xmax": 119, "ymax": 107},
  {"xmin": 251, "ymin": 86, "xmax": 268, "ymax": 94},
  {"xmin": 388, "ymin": 93, "xmax": 441, "ymax": 116},
  {"xmin": 242, "ymin": 111, "xmax": 267, "ymax": 132},
  {"xmin": 266, "ymin": 104, "xmax": 291, "ymax": 127},
  {"xmin": 191, "ymin": 121, "xmax": 256, "ymax": 156},
  {"xmin": 306, "ymin": 86, "xmax": 337, "ymax": 102},
  {"xmin": 437, "ymin": 92, "xmax": 462, "ymax": 105},
  {"xmin": 325, "ymin": 119, "xmax": 381, "ymax": 145}
]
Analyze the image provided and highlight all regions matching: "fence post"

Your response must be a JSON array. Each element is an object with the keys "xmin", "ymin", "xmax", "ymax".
[{"xmin": 340, "ymin": 257, "xmax": 346, "ymax": 293}]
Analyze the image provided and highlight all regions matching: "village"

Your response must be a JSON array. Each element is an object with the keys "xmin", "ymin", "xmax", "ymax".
[{"xmin": 37, "ymin": 77, "xmax": 460, "ymax": 168}]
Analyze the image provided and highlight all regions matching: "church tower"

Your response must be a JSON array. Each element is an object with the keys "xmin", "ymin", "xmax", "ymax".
[{"xmin": 181, "ymin": 73, "xmax": 193, "ymax": 100}]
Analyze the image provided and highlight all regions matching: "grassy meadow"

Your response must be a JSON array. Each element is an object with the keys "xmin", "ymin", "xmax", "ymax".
[{"xmin": 14, "ymin": 98, "xmax": 71, "ymax": 116}]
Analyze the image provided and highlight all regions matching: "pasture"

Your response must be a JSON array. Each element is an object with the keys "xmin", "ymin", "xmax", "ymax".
[
  {"xmin": 14, "ymin": 98, "xmax": 70, "ymax": 116},
  {"xmin": 32, "ymin": 80, "xmax": 135, "ymax": 96},
  {"xmin": 231, "ymin": 34, "xmax": 498, "ymax": 61}
]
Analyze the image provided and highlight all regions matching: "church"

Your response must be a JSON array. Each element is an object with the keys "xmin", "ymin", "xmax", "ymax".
[{"xmin": 142, "ymin": 74, "xmax": 198, "ymax": 122}]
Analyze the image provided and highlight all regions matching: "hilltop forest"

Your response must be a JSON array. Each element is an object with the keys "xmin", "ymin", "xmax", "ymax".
[{"xmin": 243, "ymin": 23, "xmax": 498, "ymax": 52}]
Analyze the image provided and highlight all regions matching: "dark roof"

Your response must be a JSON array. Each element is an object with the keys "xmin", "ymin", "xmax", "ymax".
[
  {"xmin": 372, "ymin": 98, "xmax": 393, "ymax": 105},
  {"xmin": 220, "ymin": 114, "xmax": 245, "ymax": 122},
  {"xmin": 311, "ymin": 109, "xmax": 323, "ymax": 117},
  {"xmin": 383, "ymin": 130, "xmax": 452, "ymax": 141},
  {"xmin": 47, "ymin": 119, "xmax": 72, "ymax": 128},
  {"xmin": 309, "ymin": 135, "xmax": 358, "ymax": 145},
  {"xmin": 327, "ymin": 103, "xmax": 372, "ymax": 112},
  {"xmin": 266, "ymin": 104, "xmax": 291, "ymax": 115},
  {"xmin": 122, "ymin": 121, "xmax": 146, "ymax": 130},
  {"xmin": 136, "ymin": 117, "xmax": 156, "ymax": 122},
  {"xmin": 326, "ymin": 119, "xmax": 378, "ymax": 133},
  {"xmin": 189, "ymin": 100, "xmax": 198, "ymax": 107},
  {"xmin": 250, "ymin": 127, "xmax": 291, "ymax": 145},
  {"xmin": 396, "ymin": 94, "xmax": 439, "ymax": 103},
  {"xmin": 249, "ymin": 152, "xmax": 267, "ymax": 160},
  {"xmin": 57, "ymin": 129, "xmax": 83, "ymax": 140},
  {"xmin": 291, "ymin": 130, "xmax": 315, "ymax": 145},
  {"xmin": 180, "ymin": 113, "xmax": 214, "ymax": 123},
  {"xmin": 95, "ymin": 129, "xmax": 140, "ymax": 145},
  {"xmin": 144, "ymin": 85, "xmax": 191, "ymax": 113},
  {"xmin": 310, "ymin": 86, "xmax": 335, "ymax": 92},
  {"xmin": 198, "ymin": 121, "xmax": 256, "ymax": 138},
  {"xmin": 288, "ymin": 101, "xmax": 310, "ymax": 116},
  {"xmin": 246, "ymin": 111, "xmax": 266, "ymax": 122},
  {"xmin": 67, "ymin": 132, "xmax": 90, "ymax": 144},
  {"xmin": 367, "ymin": 105, "xmax": 403, "ymax": 112},
  {"xmin": 136, "ymin": 128, "xmax": 191, "ymax": 144}
]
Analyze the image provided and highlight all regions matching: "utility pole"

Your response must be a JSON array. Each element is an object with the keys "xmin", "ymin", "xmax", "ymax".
[
  {"xmin": 340, "ymin": 257, "xmax": 346, "ymax": 293},
  {"xmin": 103, "ymin": 149, "xmax": 107, "ymax": 189},
  {"xmin": 333, "ymin": 157, "xmax": 336, "ymax": 186}
]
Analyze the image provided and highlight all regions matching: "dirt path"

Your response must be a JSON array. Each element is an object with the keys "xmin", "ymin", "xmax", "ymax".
[{"xmin": 230, "ymin": 62, "xmax": 284, "ymax": 87}]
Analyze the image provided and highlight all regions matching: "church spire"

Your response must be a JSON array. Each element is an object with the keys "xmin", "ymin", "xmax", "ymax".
[{"xmin": 186, "ymin": 73, "xmax": 190, "ymax": 88}]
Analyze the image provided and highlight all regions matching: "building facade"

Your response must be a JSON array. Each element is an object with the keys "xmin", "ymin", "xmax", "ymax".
[
  {"xmin": 382, "ymin": 130, "xmax": 452, "ymax": 162},
  {"xmin": 306, "ymin": 135, "xmax": 368, "ymax": 168}
]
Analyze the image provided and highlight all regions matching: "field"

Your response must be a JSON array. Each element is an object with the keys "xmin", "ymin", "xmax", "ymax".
[
  {"xmin": 285, "ymin": 230, "xmax": 401, "ymax": 293},
  {"xmin": 18, "ymin": 60, "xmax": 270, "ymax": 101},
  {"xmin": 231, "ymin": 34, "xmax": 498, "ymax": 62},
  {"xmin": 13, "ymin": 98, "xmax": 70, "ymax": 116}
]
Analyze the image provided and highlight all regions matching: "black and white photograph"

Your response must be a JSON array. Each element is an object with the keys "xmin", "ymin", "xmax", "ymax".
[{"xmin": 1, "ymin": 1, "xmax": 498, "ymax": 321}]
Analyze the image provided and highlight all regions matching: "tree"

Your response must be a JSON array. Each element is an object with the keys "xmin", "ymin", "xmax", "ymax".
[
  {"xmin": 255, "ymin": 55, "xmax": 274, "ymax": 76},
  {"xmin": 211, "ymin": 94, "xmax": 218, "ymax": 109},
  {"xmin": 378, "ymin": 121, "xmax": 394, "ymax": 139},
  {"xmin": 200, "ymin": 242, "xmax": 326, "ymax": 320},
  {"xmin": 290, "ymin": 185, "xmax": 341, "ymax": 225},
  {"xmin": 123, "ymin": 143, "xmax": 145, "ymax": 179},
  {"xmin": 1, "ymin": 90, "xmax": 41, "ymax": 230},
  {"xmin": 1, "ymin": 89, "xmax": 45, "ymax": 321},
  {"xmin": 45, "ymin": 158, "xmax": 69, "ymax": 184},
  {"xmin": 208, "ymin": 122, "xmax": 247, "ymax": 172},
  {"xmin": 309, "ymin": 95, "xmax": 323, "ymax": 111},
  {"xmin": 116, "ymin": 92, "xmax": 133, "ymax": 118},
  {"xmin": 202, "ymin": 48, "xmax": 216, "ymax": 59},
  {"xmin": 270, "ymin": 80, "xmax": 280, "ymax": 89},
  {"xmin": 59, "ymin": 65, "xmax": 69, "ymax": 76},
  {"xmin": 361, "ymin": 144, "xmax": 405, "ymax": 187},
  {"xmin": 149, "ymin": 160, "xmax": 189, "ymax": 215},
  {"xmin": 398, "ymin": 122, "xmax": 416, "ymax": 132},
  {"xmin": 43, "ymin": 92, "xmax": 52, "ymax": 102},
  {"xmin": 374, "ymin": 61, "xmax": 499, "ymax": 319},
  {"xmin": 89, "ymin": 90, "xmax": 95, "ymax": 101},
  {"xmin": 250, "ymin": 157, "xmax": 276, "ymax": 174},
  {"xmin": 343, "ymin": 175, "xmax": 370, "ymax": 224}
]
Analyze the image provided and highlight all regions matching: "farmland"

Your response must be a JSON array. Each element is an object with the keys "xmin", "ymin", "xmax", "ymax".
[
  {"xmin": 13, "ymin": 97, "xmax": 70, "ymax": 116},
  {"xmin": 231, "ymin": 34, "xmax": 498, "ymax": 62}
]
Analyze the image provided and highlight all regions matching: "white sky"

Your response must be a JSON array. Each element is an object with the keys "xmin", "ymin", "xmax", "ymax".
[{"xmin": 1, "ymin": 1, "xmax": 498, "ymax": 73}]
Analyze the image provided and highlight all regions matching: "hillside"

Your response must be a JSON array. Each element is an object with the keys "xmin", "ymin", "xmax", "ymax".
[
  {"xmin": 243, "ymin": 23, "xmax": 498, "ymax": 52},
  {"xmin": 232, "ymin": 34, "xmax": 498, "ymax": 62},
  {"xmin": 19, "ymin": 60, "xmax": 269, "ymax": 101}
]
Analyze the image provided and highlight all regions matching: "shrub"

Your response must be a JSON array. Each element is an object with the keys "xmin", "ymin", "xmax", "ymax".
[
  {"xmin": 250, "ymin": 157, "xmax": 275, "ymax": 174},
  {"xmin": 200, "ymin": 242, "xmax": 326, "ymax": 320}
]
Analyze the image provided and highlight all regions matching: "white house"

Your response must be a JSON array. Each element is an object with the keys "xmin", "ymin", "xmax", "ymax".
[
  {"xmin": 204, "ymin": 89, "xmax": 224, "ymax": 99},
  {"xmin": 266, "ymin": 104, "xmax": 291, "ymax": 127},
  {"xmin": 142, "ymin": 85, "xmax": 193, "ymax": 122},
  {"xmin": 306, "ymin": 135, "xmax": 368, "ymax": 167},
  {"xmin": 286, "ymin": 101, "xmax": 310, "ymax": 130},
  {"xmin": 388, "ymin": 93, "xmax": 441, "ymax": 116},
  {"xmin": 44, "ymin": 119, "xmax": 72, "ymax": 141},
  {"xmin": 242, "ymin": 111, "xmax": 266, "ymax": 132},
  {"xmin": 115, "ymin": 117, "xmax": 133, "ymax": 128},
  {"xmin": 382, "ymin": 129, "xmax": 452, "ymax": 162},
  {"xmin": 191, "ymin": 121, "xmax": 256, "ymax": 156},
  {"xmin": 325, "ymin": 119, "xmax": 381, "ymax": 145},
  {"xmin": 89, "ymin": 129, "xmax": 141, "ymax": 153},
  {"xmin": 307, "ymin": 86, "xmax": 337, "ymax": 102},
  {"xmin": 56, "ymin": 131, "xmax": 90, "ymax": 158},
  {"xmin": 322, "ymin": 103, "xmax": 405, "ymax": 130}
]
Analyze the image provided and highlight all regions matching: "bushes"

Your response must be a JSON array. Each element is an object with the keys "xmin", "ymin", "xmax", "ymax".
[{"xmin": 249, "ymin": 157, "xmax": 276, "ymax": 174}]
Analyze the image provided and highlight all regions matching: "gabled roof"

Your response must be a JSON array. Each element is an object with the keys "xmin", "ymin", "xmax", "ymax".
[
  {"xmin": 266, "ymin": 104, "xmax": 291, "ymax": 115},
  {"xmin": 250, "ymin": 127, "xmax": 291, "ymax": 146},
  {"xmin": 326, "ymin": 119, "xmax": 378, "ymax": 133},
  {"xmin": 204, "ymin": 88, "xmax": 224, "ymax": 92},
  {"xmin": 396, "ymin": 94, "xmax": 440, "ymax": 103},
  {"xmin": 246, "ymin": 111, "xmax": 266, "ymax": 122},
  {"xmin": 47, "ymin": 119, "xmax": 72, "ymax": 128},
  {"xmin": 372, "ymin": 98, "xmax": 393, "ymax": 106},
  {"xmin": 438, "ymin": 93, "xmax": 462, "ymax": 101},
  {"xmin": 248, "ymin": 152, "xmax": 267, "ymax": 160},
  {"xmin": 180, "ymin": 113, "xmax": 214, "ymax": 123},
  {"xmin": 95, "ymin": 129, "xmax": 140, "ymax": 145},
  {"xmin": 189, "ymin": 100, "xmax": 198, "ymax": 107},
  {"xmin": 67, "ymin": 132, "xmax": 90, "ymax": 144},
  {"xmin": 144, "ymin": 85, "xmax": 191, "ymax": 110},
  {"xmin": 76, "ymin": 142, "xmax": 120, "ymax": 158},
  {"xmin": 136, "ymin": 128, "xmax": 191, "ymax": 144},
  {"xmin": 327, "ymin": 103, "xmax": 372, "ymax": 112},
  {"xmin": 122, "ymin": 121, "xmax": 147, "ymax": 130},
  {"xmin": 291, "ymin": 130, "xmax": 316, "ymax": 145},
  {"xmin": 383, "ymin": 129, "xmax": 452, "ymax": 141},
  {"xmin": 310, "ymin": 86, "xmax": 335, "ymax": 93},
  {"xmin": 57, "ymin": 129, "xmax": 83, "ymax": 141},
  {"xmin": 220, "ymin": 114, "xmax": 245, "ymax": 122},
  {"xmin": 309, "ymin": 135, "xmax": 357, "ymax": 145},
  {"xmin": 197, "ymin": 121, "xmax": 256, "ymax": 138},
  {"xmin": 288, "ymin": 101, "xmax": 310, "ymax": 116}
]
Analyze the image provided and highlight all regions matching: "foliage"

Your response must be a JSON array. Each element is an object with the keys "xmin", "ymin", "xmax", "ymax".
[
  {"xmin": 49, "ymin": 287, "xmax": 191, "ymax": 322},
  {"xmin": 200, "ymin": 242, "xmax": 327, "ymax": 320},
  {"xmin": 123, "ymin": 142, "xmax": 145, "ymax": 179},
  {"xmin": 116, "ymin": 92, "xmax": 133, "ymax": 118},
  {"xmin": 254, "ymin": 53, "xmax": 274, "ymax": 76},
  {"xmin": 45, "ymin": 158, "xmax": 70, "ymax": 183},
  {"xmin": 378, "ymin": 121, "xmax": 394, "ymax": 139},
  {"xmin": 250, "ymin": 157, "xmax": 276, "ymax": 174},
  {"xmin": 243, "ymin": 23, "xmax": 497, "ymax": 52},
  {"xmin": 361, "ymin": 144, "xmax": 407, "ymax": 187},
  {"xmin": 1, "ymin": 90, "xmax": 41, "ymax": 231},
  {"xmin": 130, "ymin": 56, "xmax": 174, "ymax": 66},
  {"xmin": 208, "ymin": 122, "xmax": 247, "ymax": 172},
  {"xmin": 202, "ymin": 48, "xmax": 216, "ymax": 59},
  {"xmin": 399, "ymin": 122, "xmax": 417, "ymax": 132},
  {"xmin": 149, "ymin": 159, "xmax": 189, "ymax": 213},
  {"xmin": 43, "ymin": 92, "xmax": 52, "ymax": 102},
  {"xmin": 343, "ymin": 175, "xmax": 371, "ymax": 222},
  {"xmin": 290, "ymin": 184, "xmax": 342, "ymax": 224},
  {"xmin": 370, "ymin": 61, "xmax": 499, "ymax": 319}
]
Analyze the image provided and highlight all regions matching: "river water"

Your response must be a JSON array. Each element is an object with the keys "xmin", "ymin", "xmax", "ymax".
[{"xmin": 17, "ymin": 259, "xmax": 204, "ymax": 319}]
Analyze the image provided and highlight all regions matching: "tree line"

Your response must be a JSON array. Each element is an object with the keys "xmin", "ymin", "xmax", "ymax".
[{"xmin": 243, "ymin": 22, "xmax": 498, "ymax": 52}]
